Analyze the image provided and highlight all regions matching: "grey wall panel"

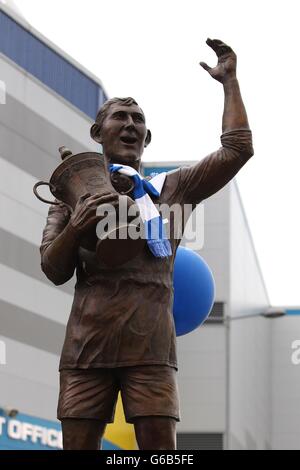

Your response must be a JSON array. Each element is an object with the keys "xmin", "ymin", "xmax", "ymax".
[
  {"xmin": 0, "ymin": 154, "xmax": 48, "ymax": 217},
  {"xmin": 178, "ymin": 325, "xmax": 226, "ymax": 353},
  {"xmin": 198, "ymin": 190, "xmax": 229, "ymax": 302},
  {"xmin": 0, "ymin": 228, "xmax": 74, "ymax": 295},
  {"xmin": 178, "ymin": 377, "xmax": 225, "ymax": 405},
  {"xmin": 180, "ymin": 185, "xmax": 230, "ymax": 302},
  {"xmin": 0, "ymin": 370, "xmax": 59, "ymax": 422},
  {"xmin": 0, "ymin": 54, "xmax": 100, "ymax": 150},
  {"xmin": 227, "ymin": 182, "xmax": 271, "ymax": 449},
  {"xmin": 0, "ymin": 336, "xmax": 59, "ymax": 387},
  {"xmin": 0, "ymin": 94, "xmax": 93, "ymax": 180},
  {"xmin": 0, "ymin": 121, "xmax": 54, "ymax": 184},
  {"xmin": 0, "ymin": 336, "xmax": 60, "ymax": 421},
  {"xmin": 177, "ymin": 403, "xmax": 225, "ymax": 433},
  {"xmin": 177, "ymin": 326, "xmax": 226, "ymax": 432},
  {"xmin": 0, "ymin": 191, "xmax": 45, "ymax": 245},
  {"xmin": 229, "ymin": 182, "xmax": 269, "ymax": 317},
  {"xmin": 199, "ymin": 249, "xmax": 228, "ymax": 283},
  {"xmin": 0, "ymin": 263, "xmax": 72, "ymax": 325},
  {"xmin": 228, "ymin": 317, "xmax": 272, "ymax": 450},
  {"xmin": 271, "ymin": 317, "xmax": 300, "ymax": 449},
  {"xmin": 0, "ymin": 299, "xmax": 65, "ymax": 355},
  {"xmin": 201, "ymin": 188, "xmax": 230, "ymax": 225},
  {"xmin": 203, "ymin": 224, "xmax": 229, "ymax": 251},
  {"xmin": 272, "ymin": 434, "xmax": 300, "ymax": 451},
  {"xmin": 178, "ymin": 351, "xmax": 225, "ymax": 379}
]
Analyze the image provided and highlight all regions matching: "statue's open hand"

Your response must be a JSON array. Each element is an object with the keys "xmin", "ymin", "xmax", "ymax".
[
  {"xmin": 70, "ymin": 192, "xmax": 119, "ymax": 237},
  {"xmin": 200, "ymin": 38, "xmax": 236, "ymax": 83}
]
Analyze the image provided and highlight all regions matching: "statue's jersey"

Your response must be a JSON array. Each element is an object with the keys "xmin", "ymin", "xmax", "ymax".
[{"xmin": 40, "ymin": 130, "xmax": 253, "ymax": 370}]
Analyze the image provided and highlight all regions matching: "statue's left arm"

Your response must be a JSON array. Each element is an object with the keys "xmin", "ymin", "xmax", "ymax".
[
  {"xmin": 169, "ymin": 39, "xmax": 253, "ymax": 206},
  {"xmin": 200, "ymin": 38, "xmax": 251, "ymax": 134}
]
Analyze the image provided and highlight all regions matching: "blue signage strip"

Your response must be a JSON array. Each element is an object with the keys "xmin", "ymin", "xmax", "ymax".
[
  {"xmin": 286, "ymin": 309, "xmax": 300, "ymax": 316},
  {"xmin": 0, "ymin": 412, "xmax": 120, "ymax": 450},
  {"xmin": 0, "ymin": 412, "xmax": 62, "ymax": 450},
  {"xmin": 143, "ymin": 166, "xmax": 178, "ymax": 177}
]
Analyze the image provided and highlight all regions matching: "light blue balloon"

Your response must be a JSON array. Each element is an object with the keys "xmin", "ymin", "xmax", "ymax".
[{"xmin": 173, "ymin": 246, "xmax": 215, "ymax": 336}]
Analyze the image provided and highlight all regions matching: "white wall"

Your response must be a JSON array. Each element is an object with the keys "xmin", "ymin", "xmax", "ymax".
[
  {"xmin": 227, "ymin": 181, "xmax": 270, "ymax": 449},
  {"xmin": 228, "ymin": 317, "xmax": 272, "ymax": 449},
  {"xmin": 271, "ymin": 316, "xmax": 300, "ymax": 450},
  {"xmin": 177, "ymin": 186, "xmax": 230, "ymax": 435},
  {"xmin": 196, "ymin": 186, "xmax": 230, "ymax": 302},
  {"xmin": 0, "ymin": 53, "xmax": 97, "ymax": 151},
  {"xmin": 229, "ymin": 182, "xmax": 269, "ymax": 318},
  {"xmin": 177, "ymin": 325, "xmax": 226, "ymax": 433},
  {"xmin": 0, "ymin": 336, "xmax": 60, "ymax": 421},
  {"xmin": 0, "ymin": 54, "xmax": 88, "ymax": 422}
]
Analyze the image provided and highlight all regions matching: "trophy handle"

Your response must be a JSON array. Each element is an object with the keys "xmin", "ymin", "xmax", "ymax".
[
  {"xmin": 33, "ymin": 181, "xmax": 73, "ymax": 213},
  {"xmin": 33, "ymin": 181, "xmax": 59, "ymax": 205}
]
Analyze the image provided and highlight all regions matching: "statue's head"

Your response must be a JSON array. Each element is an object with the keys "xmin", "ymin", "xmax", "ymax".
[{"xmin": 91, "ymin": 97, "xmax": 152, "ymax": 168}]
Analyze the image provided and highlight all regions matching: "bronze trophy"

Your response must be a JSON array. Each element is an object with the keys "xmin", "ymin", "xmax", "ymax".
[{"xmin": 33, "ymin": 147, "xmax": 145, "ymax": 266}]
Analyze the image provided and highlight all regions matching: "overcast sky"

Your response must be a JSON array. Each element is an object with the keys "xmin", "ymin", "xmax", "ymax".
[{"xmin": 12, "ymin": 0, "xmax": 300, "ymax": 306}]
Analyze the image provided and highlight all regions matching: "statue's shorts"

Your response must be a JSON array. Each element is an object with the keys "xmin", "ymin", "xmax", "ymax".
[{"xmin": 57, "ymin": 365, "xmax": 180, "ymax": 423}]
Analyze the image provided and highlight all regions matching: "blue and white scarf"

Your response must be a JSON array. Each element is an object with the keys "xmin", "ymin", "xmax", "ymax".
[{"xmin": 109, "ymin": 164, "xmax": 172, "ymax": 258}]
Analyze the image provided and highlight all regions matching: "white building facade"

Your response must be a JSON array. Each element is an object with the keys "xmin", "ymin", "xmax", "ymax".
[
  {"xmin": 1, "ymin": 2, "xmax": 300, "ymax": 450},
  {"xmin": 144, "ymin": 161, "xmax": 300, "ymax": 451}
]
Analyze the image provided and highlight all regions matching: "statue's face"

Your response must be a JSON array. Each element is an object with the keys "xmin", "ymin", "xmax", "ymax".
[{"xmin": 99, "ymin": 103, "xmax": 149, "ymax": 166}]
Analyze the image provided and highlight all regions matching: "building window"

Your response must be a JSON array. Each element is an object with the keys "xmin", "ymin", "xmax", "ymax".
[{"xmin": 0, "ymin": 10, "xmax": 107, "ymax": 119}]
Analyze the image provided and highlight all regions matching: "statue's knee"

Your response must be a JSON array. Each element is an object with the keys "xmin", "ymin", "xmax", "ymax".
[
  {"xmin": 134, "ymin": 416, "xmax": 177, "ymax": 450},
  {"xmin": 61, "ymin": 418, "xmax": 106, "ymax": 450}
]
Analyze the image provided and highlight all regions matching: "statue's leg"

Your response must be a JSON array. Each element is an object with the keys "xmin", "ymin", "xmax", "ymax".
[
  {"xmin": 133, "ymin": 416, "xmax": 177, "ymax": 450},
  {"xmin": 58, "ymin": 369, "xmax": 119, "ymax": 450},
  {"xmin": 119, "ymin": 365, "xmax": 180, "ymax": 449},
  {"xmin": 61, "ymin": 418, "xmax": 106, "ymax": 450}
]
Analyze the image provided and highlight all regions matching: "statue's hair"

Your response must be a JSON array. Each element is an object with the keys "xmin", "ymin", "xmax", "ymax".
[{"xmin": 95, "ymin": 97, "xmax": 142, "ymax": 129}]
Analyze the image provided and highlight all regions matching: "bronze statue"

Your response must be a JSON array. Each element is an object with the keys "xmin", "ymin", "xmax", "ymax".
[{"xmin": 39, "ymin": 39, "xmax": 253, "ymax": 450}]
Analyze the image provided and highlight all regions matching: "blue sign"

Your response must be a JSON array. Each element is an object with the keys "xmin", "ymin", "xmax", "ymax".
[
  {"xmin": 286, "ymin": 309, "xmax": 300, "ymax": 316},
  {"xmin": 143, "ymin": 166, "xmax": 178, "ymax": 177},
  {"xmin": 0, "ymin": 412, "xmax": 119, "ymax": 450}
]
